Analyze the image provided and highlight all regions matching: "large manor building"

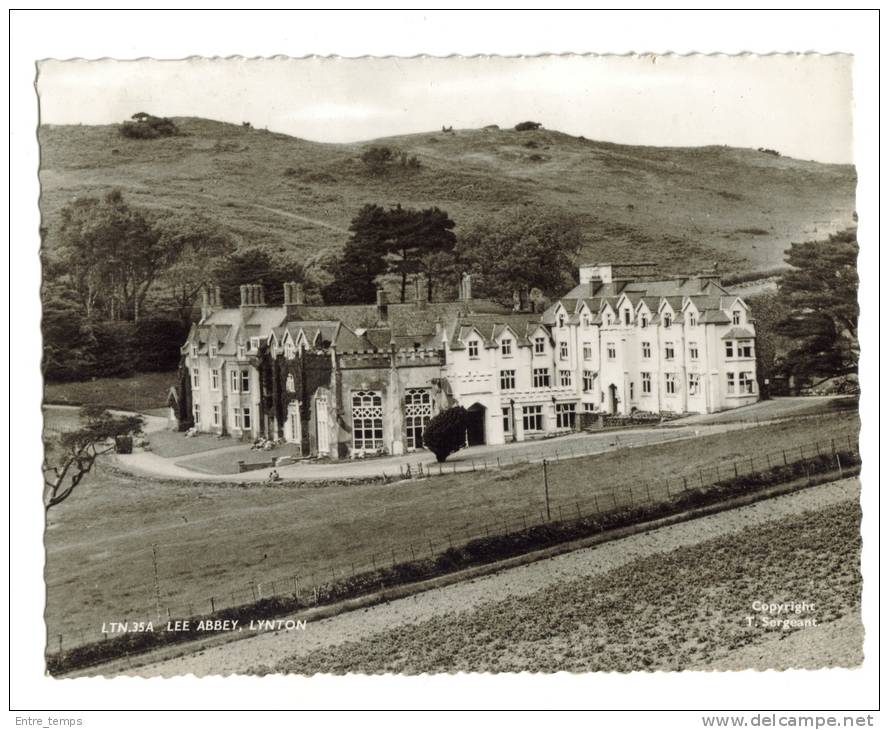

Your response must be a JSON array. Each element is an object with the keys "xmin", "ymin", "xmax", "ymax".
[{"xmin": 178, "ymin": 262, "xmax": 758, "ymax": 459}]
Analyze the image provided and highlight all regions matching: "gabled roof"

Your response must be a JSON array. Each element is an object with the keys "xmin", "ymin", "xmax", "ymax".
[
  {"xmin": 701, "ymin": 310, "xmax": 732, "ymax": 324},
  {"xmin": 721, "ymin": 326, "xmax": 755, "ymax": 340}
]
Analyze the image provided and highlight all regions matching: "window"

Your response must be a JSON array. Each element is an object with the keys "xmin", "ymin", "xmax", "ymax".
[
  {"xmin": 502, "ymin": 407, "xmax": 512, "ymax": 435},
  {"xmin": 665, "ymin": 342, "xmax": 675, "ymax": 360},
  {"xmin": 249, "ymin": 337, "xmax": 261, "ymax": 352},
  {"xmin": 243, "ymin": 407, "xmax": 252, "ymax": 430},
  {"xmin": 642, "ymin": 342, "xmax": 651, "ymax": 359},
  {"xmin": 727, "ymin": 372, "xmax": 736, "ymax": 394},
  {"xmin": 607, "ymin": 342, "xmax": 616, "ymax": 360},
  {"xmin": 739, "ymin": 340, "xmax": 754, "ymax": 358},
  {"xmin": 286, "ymin": 374, "xmax": 295, "ymax": 392},
  {"xmin": 582, "ymin": 314, "xmax": 590, "ymax": 328},
  {"xmin": 404, "ymin": 388, "xmax": 432, "ymax": 449},
  {"xmin": 230, "ymin": 369, "xmax": 239, "ymax": 393},
  {"xmin": 237, "ymin": 343, "xmax": 246, "ymax": 359},
  {"xmin": 663, "ymin": 313, "xmax": 672, "ymax": 328},
  {"xmin": 725, "ymin": 341, "xmax": 734, "ymax": 358},
  {"xmin": 642, "ymin": 372, "xmax": 652, "ymax": 394},
  {"xmin": 499, "ymin": 370, "xmax": 516, "ymax": 390},
  {"xmin": 501, "ymin": 338, "xmax": 512, "ymax": 357},
  {"xmin": 665, "ymin": 373, "xmax": 678, "ymax": 395},
  {"xmin": 240, "ymin": 370, "xmax": 250, "ymax": 393},
  {"xmin": 284, "ymin": 341, "xmax": 296, "ymax": 360},
  {"xmin": 559, "ymin": 342, "xmax": 569, "ymax": 360},
  {"xmin": 352, "ymin": 391, "xmax": 384, "ymax": 450},
  {"xmin": 212, "ymin": 404, "xmax": 220, "ymax": 426},
  {"xmin": 522, "ymin": 405, "xmax": 543, "ymax": 432},
  {"xmin": 559, "ymin": 370, "xmax": 572, "ymax": 387},
  {"xmin": 689, "ymin": 342, "xmax": 699, "ymax": 360},
  {"xmin": 211, "ymin": 369, "xmax": 219, "ymax": 391},
  {"xmin": 558, "ymin": 314, "xmax": 565, "ymax": 328},
  {"xmin": 468, "ymin": 340, "xmax": 479, "ymax": 358},
  {"xmin": 733, "ymin": 310, "xmax": 741, "ymax": 325},
  {"xmin": 605, "ymin": 314, "xmax": 613, "ymax": 326},
  {"xmin": 641, "ymin": 314, "xmax": 648, "ymax": 328},
  {"xmin": 191, "ymin": 368, "xmax": 199, "ymax": 388},
  {"xmin": 534, "ymin": 336, "xmax": 546, "ymax": 355},
  {"xmin": 209, "ymin": 343, "xmax": 218, "ymax": 357},
  {"xmin": 583, "ymin": 370, "xmax": 595, "ymax": 392},
  {"xmin": 583, "ymin": 342, "xmax": 592, "ymax": 360},
  {"xmin": 193, "ymin": 404, "xmax": 200, "ymax": 425},
  {"xmin": 688, "ymin": 373, "xmax": 701, "ymax": 395},
  {"xmin": 533, "ymin": 368, "xmax": 550, "ymax": 388},
  {"xmin": 623, "ymin": 309, "xmax": 631, "ymax": 325},
  {"xmin": 556, "ymin": 403, "xmax": 576, "ymax": 429},
  {"xmin": 190, "ymin": 343, "xmax": 199, "ymax": 357},
  {"xmin": 233, "ymin": 407, "xmax": 242, "ymax": 429},
  {"xmin": 583, "ymin": 402, "xmax": 597, "ymax": 413},
  {"xmin": 689, "ymin": 314, "xmax": 697, "ymax": 328},
  {"xmin": 629, "ymin": 382, "xmax": 635, "ymax": 400},
  {"xmin": 739, "ymin": 371, "xmax": 756, "ymax": 394}
]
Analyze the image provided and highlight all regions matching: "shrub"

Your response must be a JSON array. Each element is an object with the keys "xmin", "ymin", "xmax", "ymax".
[
  {"xmin": 360, "ymin": 146, "xmax": 395, "ymax": 175},
  {"xmin": 114, "ymin": 435, "xmax": 133, "ymax": 454},
  {"xmin": 514, "ymin": 121, "xmax": 542, "ymax": 132},
  {"xmin": 119, "ymin": 113, "xmax": 179, "ymax": 140},
  {"xmin": 423, "ymin": 406, "xmax": 469, "ymax": 462}
]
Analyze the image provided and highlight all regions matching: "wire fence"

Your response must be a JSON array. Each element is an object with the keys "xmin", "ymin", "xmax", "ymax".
[{"xmin": 47, "ymin": 432, "xmax": 860, "ymax": 655}]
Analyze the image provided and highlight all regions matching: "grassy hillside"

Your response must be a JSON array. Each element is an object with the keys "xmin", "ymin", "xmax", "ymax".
[{"xmin": 38, "ymin": 117, "xmax": 856, "ymax": 276}]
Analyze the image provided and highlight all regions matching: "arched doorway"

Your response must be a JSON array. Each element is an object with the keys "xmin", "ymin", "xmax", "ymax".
[
  {"xmin": 466, "ymin": 403, "xmax": 486, "ymax": 446},
  {"xmin": 608, "ymin": 384, "xmax": 619, "ymax": 414}
]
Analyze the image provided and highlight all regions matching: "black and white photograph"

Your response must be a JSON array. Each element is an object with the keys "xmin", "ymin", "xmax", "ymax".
[{"xmin": 9, "ymin": 9, "xmax": 880, "ymax": 723}]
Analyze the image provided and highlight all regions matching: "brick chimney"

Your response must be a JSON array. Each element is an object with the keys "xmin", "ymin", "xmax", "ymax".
[
  {"xmin": 459, "ymin": 272, "xmax": 472, "ymax": 301},
  {"xmin": 376, "ymin": 288, "xmax": 388, "ymax": 324},
  {"xmin": 414, "ymin": 275, "xmax": 427, "ymax": 309},
  {"xmin": 283, "ymin": 281, "xmax": 305, "ymax": 317}
]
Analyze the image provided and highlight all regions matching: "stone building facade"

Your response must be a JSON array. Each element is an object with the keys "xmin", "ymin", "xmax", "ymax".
[{"xmin": 179, "ymin": 264, "xmax": 758, "ymax": 458}]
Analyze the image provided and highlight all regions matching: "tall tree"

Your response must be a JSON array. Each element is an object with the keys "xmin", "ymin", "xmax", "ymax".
[
  {"xmin": 57, "ymin": 190, "xmax": 178, "ymax": 322},
  {"xmin": 156, "ymin": 213, "xmax": 238, "ymax": 325},
  {"xmin": 456, "ymin": 205, "xmax": 584, "ymax": 305},
  {"xmin": 321, "ymin": 204, "xmax": 391, "ymax": 304},
  {"xmin": 213, "ymin": 247, "xmax": 305, "ymax": 306},
  {"xmin": 774, "ymin": 228, "xmax": 859, "ymax": 385},
  {"xmin": 386, "ymin": 205, "xmax": 457, "ymax": 302}
]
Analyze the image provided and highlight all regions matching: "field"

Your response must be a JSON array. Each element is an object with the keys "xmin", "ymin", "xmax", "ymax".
[
  {"xmin": 38, "ymin": 118, "xmax": 856, "ymax": 277},
  {"xmin": 264, "ymin": 494, "xmax": 862, "ymax": 673},
  {"xmin": 44, "ymin": 371, "xmax": 176, "ymax": 412},
  {"xmin": 43, "ymin": 411, "xmax": 859, "ymax": 648}
]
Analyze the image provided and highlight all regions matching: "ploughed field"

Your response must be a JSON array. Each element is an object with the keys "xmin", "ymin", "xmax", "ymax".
[
  {"xmin": 261, "ymin": 484, "xmax": 862, "ymax": 674},
  {"xmin": 44, "ymin": 411, "xmax": 859, "ymax": 648}
]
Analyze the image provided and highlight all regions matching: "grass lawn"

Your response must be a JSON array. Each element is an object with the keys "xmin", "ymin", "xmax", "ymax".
[
  {"xmin": 266, "ymin": 499, "xmax": 861, "ymax": 673},
  {"xmin": 44, "ymin": 372, "xmax": 177, "ymax": 412},
  {"xmin": 43, "ymin": 411, "xmax": 859, "ymax": 649}
]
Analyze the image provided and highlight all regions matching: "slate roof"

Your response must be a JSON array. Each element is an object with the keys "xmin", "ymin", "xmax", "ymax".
[{"xmin": 721, "ymin": 327, "xmax": 755, "ymax": 340}]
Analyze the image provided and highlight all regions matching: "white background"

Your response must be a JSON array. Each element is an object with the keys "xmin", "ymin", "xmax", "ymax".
[{"xmin": 7, "ymin": 7, "xmax": 882, "ymax": 724}]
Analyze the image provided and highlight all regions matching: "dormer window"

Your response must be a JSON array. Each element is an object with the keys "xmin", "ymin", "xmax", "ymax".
[
  {"xmin": 558, "ymin": 314, "xmax": 565, "ymax": 328},
  {"xmin": 284, "ymin": 341, "xmax": 296, "ymax": 360},
  {"xmin": 249, "ymin": 337, "xmax": 261, "ymax": 351},
  {"xmin": 190, "ymin": 344, "xmax": 198, "ymax": 357},
  {"xmin": 209, "ymin": 343, "xmax": 218, "ymax": 357},
  {"xmin": 663, "ymin": 313, "xmax": 672, "ymax": 328},
  {"xmin": 468, "ymin": 340, "xmax": 479, "ymax": 359},
  {"xmin": 501, "ymin": 339, "xmax": 512, "ymax": 356},
  {"xmin": 689, "ymin": 314, "xmax": 697, "ymax": 328},
  {"xmin": 641, "ymin": 314, "xmax": 648, "ymax": 328},
  {"xmin": 583, "ymin": 314, "xmax": 590, "ymax": 328},
  {"xmin": 623, "ymin": 310, "xmax": 631, "ymax": 325},
  {"xmin": 534, "ymin": 336, "xmax": 546, "ymax": 355},
  {"xmin": 732, "ymin": 310, "xmax": 741, "ymax": 325}
]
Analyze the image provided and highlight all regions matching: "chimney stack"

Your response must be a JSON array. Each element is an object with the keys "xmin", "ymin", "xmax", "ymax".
[
  {"xmin": 414, "ymin": 275, "xmax": 427, "ymax": 309},
  {"xmin": 294, "ymin": 282, "xmax": 304, "ymax": 305},
  {"xmin": 240, "ymin": 284, "xmax": 249, "ymax": 306},
  {"xmin": 459, "ymin": 272, "xmax": 472, "ymax": 301},
  {"xmin": 284, "ymin": 281, "xmax": 305, "ymax": 317},
  {"xmin": 376, "ymin": 288, "xmax": 388, "ymax": 324}
]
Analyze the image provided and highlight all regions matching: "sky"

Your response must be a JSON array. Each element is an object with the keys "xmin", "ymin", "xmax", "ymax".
[{"xmin": 36, "ymin": 54, "xmax": 854, "ymax": 164}]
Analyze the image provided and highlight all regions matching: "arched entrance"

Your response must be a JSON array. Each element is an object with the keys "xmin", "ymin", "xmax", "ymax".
[
  {"xmin": 466, "ymin": 403, "xmax": 486, "ymax": 446},
  {"xmin": 608, "ymin": 384, "xmax": 619, "ymax": 414}
]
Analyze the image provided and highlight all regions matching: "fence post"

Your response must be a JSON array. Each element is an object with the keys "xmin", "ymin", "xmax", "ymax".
[
  {"xmin": 733, "ymin": 461, "xmax": 738, "ymax": 478},
  {"xmin": 836, "ymin": 453, "xmax": 843, "ymax": 476},
  {"xmin": 429, "ymin": 538, "xmax": 434, "ymax": 557},
  {"xmin": 594, "ymin": 495, "xmax": 600, "ymax": 513},
  {"xmin": 682, "ymin": 476, "xmax": 688, "ymax": 491},
  {"xmin": 58, "ymin": 634, "xmax": 63, "ymax": 655},
  {"xmin": 749, "ymin": 457, "xmax": 754, "ymax": 473},
  {"xmin": 646, "ymin": 482, "xmax": 652, "ymax": 501},
  {"xmin": 783, "ymin": 449, "xmax": 788, "ymax": 466},
  {"xmin": 497, "ymin": 457, "xmax": 501, "ymax": 468},
  {"xmin": 576, "ymin": 502, "xmax": 581, "ymax": 518},
  {"xmin": 210, "ymin": 596, "xmax": 216, "ymax": 613},
  {"xmin": 558, "ymin": 505, "xmax": 564, "ymax": 521}
]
